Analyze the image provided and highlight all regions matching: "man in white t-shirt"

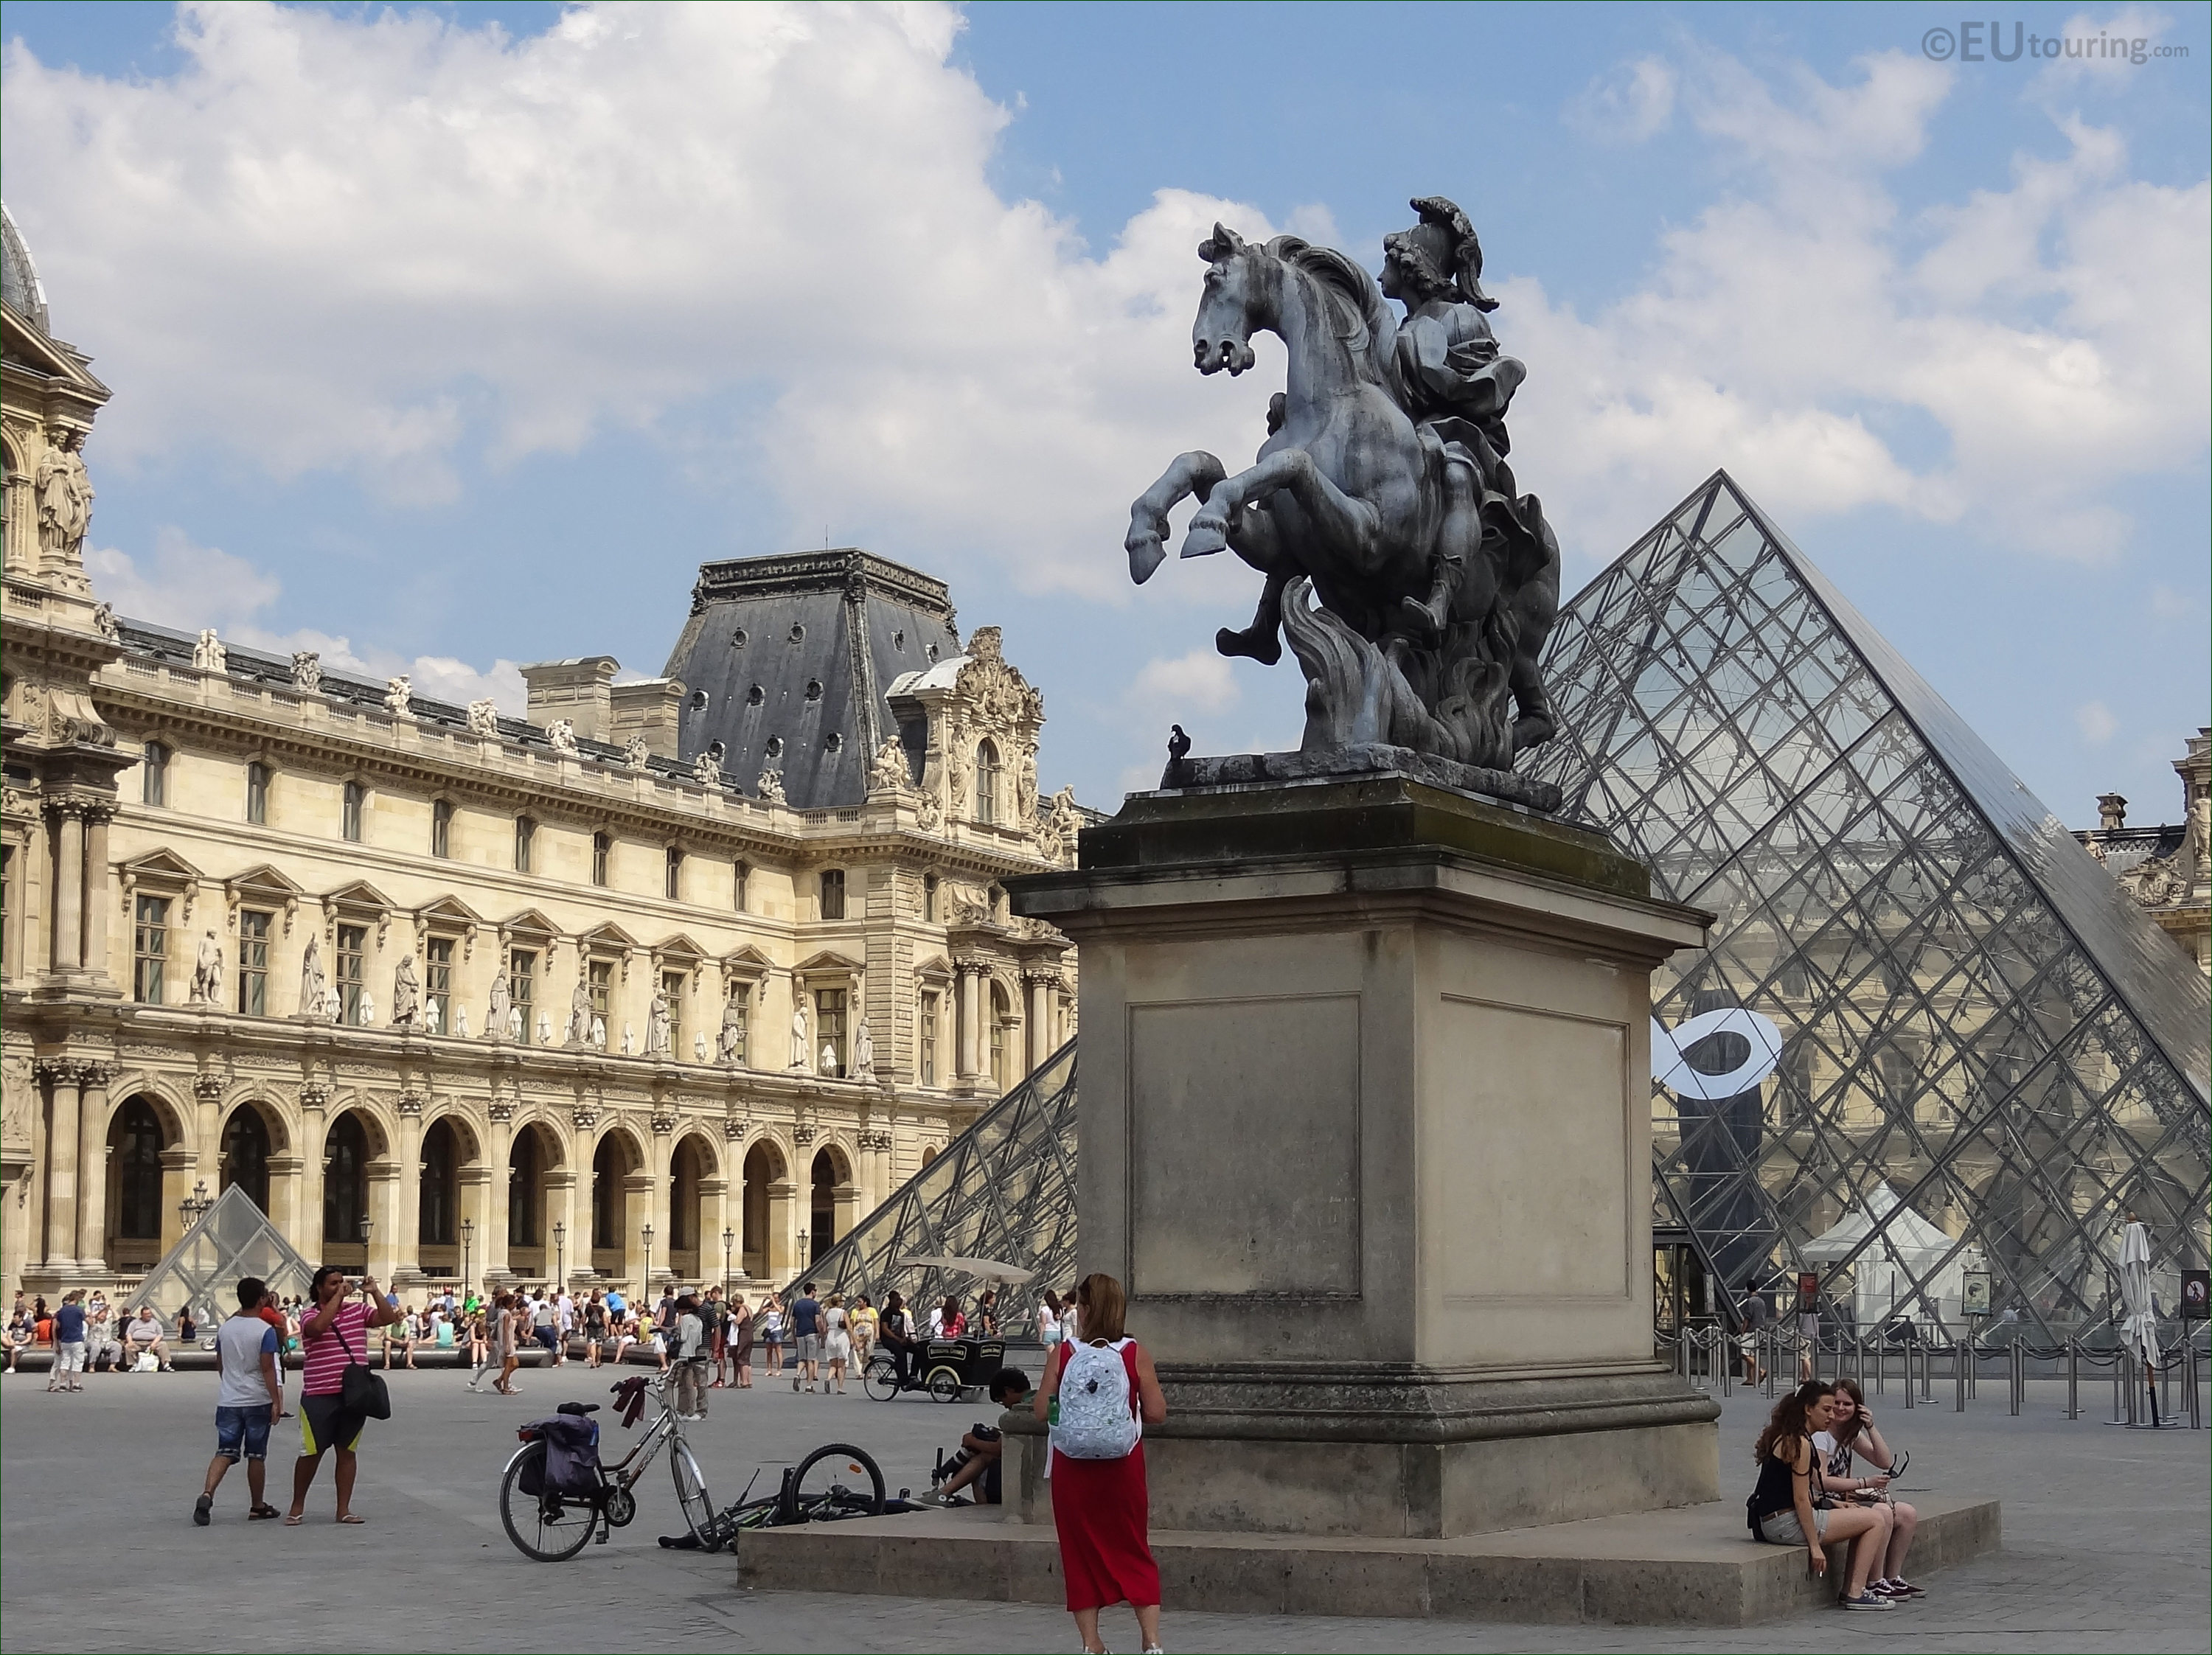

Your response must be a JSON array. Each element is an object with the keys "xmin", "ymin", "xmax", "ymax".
[
  {"xmin": 554, "ymin": 1290, "xmax": 575, "ymax": 1366},
  {"xmin": 195, "ymin": 1277, "xmax": 284, "ymax": 1525},
  {"xmin": 125, "ymin": 1307, "xmax": 173, "ymax": 1371}
]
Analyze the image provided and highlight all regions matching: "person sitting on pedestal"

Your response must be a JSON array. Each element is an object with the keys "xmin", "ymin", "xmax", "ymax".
[
  {"xmin": 918, "ymin": 1368, "xmax": 1032, "ymax": 1506},
  {"xmin": 125, "ymin": 1306, "xmax": 175, "ymax": 1372}
]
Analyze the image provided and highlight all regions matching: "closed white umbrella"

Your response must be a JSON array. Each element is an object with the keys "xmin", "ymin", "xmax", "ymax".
[{"xmin": 2118, "ymin": 1219, "xmax": 2158, "ymax": 1363}]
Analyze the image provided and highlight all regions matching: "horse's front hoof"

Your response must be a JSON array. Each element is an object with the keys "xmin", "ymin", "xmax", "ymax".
[
  {"xmin": 1181, "ymin": 519, "xmax": 1229, "ymax": 560},
  {"xmin": 1216, "ymin": 626, "xmax": 1281, "ymax": 666},
  {"xmin": 1126, "ymin": 532, "xmax": 1166, "ymax": 585}
]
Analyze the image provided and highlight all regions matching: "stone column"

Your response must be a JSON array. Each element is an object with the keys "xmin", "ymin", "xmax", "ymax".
[
  {"xmin": 157, "ymin": 1146, "xmax": 197, "ymax": 1255},
  {"xmin": 74, "ymin": 1064, "xmax": 114, "ymax": 1269},
  {"xmin": 698, "ymin": 1175, "xmax": 731, "ymax": 1294},
  {"xmin": 192, "ymin": 1074, "xmax": 224, "ymax": 1196},
  {"xmin": 266, "ymin": 1154, "xmax": 303, "ymax": 1240},
  {"xmin": 393, "ymin": 1096, "xmax": 425, "ymax": 1283},
  {"xmin": 483, "ymin": 1101, "xmax": 515, "ymax": 1281},
  {"xmin": 647, "ymin": 1111, "xmax": 675, "ymax": 1286},
  {"xmin": 37, "ymin": 1060, "xmax": 81, "ymax": 1267},
  {"xmin": 457, "ymin": 1166, "xmax": 493, "ymax": 1292},
  {"xmin": 365, "ymin": 1161, "xmax": 402, "ymax": 1283},
  {"xmin": 1026, "ymin": 974, "xmax": 1051, "ymax": 1074},
  {"xmin": 954, "ymin": 966, "xmax": 978, "ymax": 1081},
  {"xmin": 622, "ymin": 1171, "xmax": 655, "ymax": 1293},
  {"xmin": 543, "ymin": 1168, "xmax": 579, "ymax": 1291},
  {"xmin": 297, "ymin": 1084, "xmax": 330, "ymax": 1256},
  {"xmin": 765, "ymin": 1178, "xmax": 796, "ymax": 1281},
  {"xmin": 82, "ymin": 805, "xmax": 114, "ymax": 983},
  {"xmin": 49, "ymin": 805, "xmax": 84, "ymax": 973}
]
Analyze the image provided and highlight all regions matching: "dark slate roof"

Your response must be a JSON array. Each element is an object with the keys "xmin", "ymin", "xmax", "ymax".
[
  {"xmin": 661, "ymin": 550, "xmax": 963, "ymax": 810},
  {"xmin": 1, "ymin": 203, "xmax": 50, "ymax": 335}
]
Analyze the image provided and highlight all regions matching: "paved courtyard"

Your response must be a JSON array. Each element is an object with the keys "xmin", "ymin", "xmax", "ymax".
[{"xmin": 2, "ymin": 1359, "xmax": 2205, "ymax": 1653}]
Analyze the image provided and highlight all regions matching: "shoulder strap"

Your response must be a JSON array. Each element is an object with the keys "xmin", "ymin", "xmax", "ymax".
[{"xmin": 328, "ymin": 1306, "xmax": 365, "ymax": 1367}]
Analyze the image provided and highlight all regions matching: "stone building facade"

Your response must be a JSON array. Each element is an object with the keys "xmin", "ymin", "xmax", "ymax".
[
  {"xmin": 2076, "ymin": 728, "xmax": 2211, "ymax": 975},
  {"xmin": 0, "ymin": 203, "xmax": 1077, "ymax": 1305}
]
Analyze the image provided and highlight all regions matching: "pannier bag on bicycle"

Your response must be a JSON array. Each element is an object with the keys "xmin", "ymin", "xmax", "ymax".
[
  {"xmin": 1051, "ymin": 1339, "xmax": 1141, "ymax": 1460},
  {"xmin": 519, "ymin": 1414, "xmax": 602, "ymax": 1497}
]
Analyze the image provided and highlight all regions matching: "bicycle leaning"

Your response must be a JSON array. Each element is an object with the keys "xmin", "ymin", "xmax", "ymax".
[{"xmin": 499, "ymin": 1370, "xmax": 714, "ymax": 1561}]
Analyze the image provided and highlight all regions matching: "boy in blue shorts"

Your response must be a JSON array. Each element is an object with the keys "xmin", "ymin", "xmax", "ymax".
[{"xmin": 196, "ymin": 1276, "xmax": 284, "ymax": 1524}]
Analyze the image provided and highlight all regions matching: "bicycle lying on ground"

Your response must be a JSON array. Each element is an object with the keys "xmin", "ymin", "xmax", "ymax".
[
  {"xmin": 499, "ymin": 1371, "xmax": 713, "ymax": 1561},
  {"xmin": 668, "ymin": 1442, "xmax": 893, "ymax": 1550}
]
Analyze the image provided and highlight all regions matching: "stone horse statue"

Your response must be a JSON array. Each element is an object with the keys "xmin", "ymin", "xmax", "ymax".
[{"xmin": 1122, "ymin": 219, "xmax": 1558, "ymax": 776}]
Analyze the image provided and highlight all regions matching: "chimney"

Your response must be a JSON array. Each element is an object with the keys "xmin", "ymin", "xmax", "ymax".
[
  {"xmin": 2096, "ymin": 792, "xmax": 2127, "ymax": 832},
  {"xmin": 519, "ymin": 657, "xmax": 619, "ymax": 744},
  {"xmin": 610, "ymin": 678, "xmax": 687, "ymax": 760}
]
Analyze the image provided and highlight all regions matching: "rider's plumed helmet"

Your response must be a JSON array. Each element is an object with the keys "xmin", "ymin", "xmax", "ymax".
[{"xmin": 1382, "ymin": 196, "xmax": 1498, "ymax": 313}]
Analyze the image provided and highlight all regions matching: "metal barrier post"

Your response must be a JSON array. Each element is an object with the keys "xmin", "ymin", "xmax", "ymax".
[
  {"xmin": 1921, "ymin": 1332, "xmax": 1937, "ymax": 1404},
  {"xmin": 1967, "ymin": 1338, "xmax": 1978, "ymax": 1400},
  {"xmin": 1721, "ymin": 1331, "xmax": 1733, "ymax": 1398},
  {"xmin": 1766, "ymin": 1331, "xmax": 1779, "ymax": 1398},
  {"xmin": 2124, "ymin": 1351, "xmax": 2140, "ymax": 1426},
  {"xmin": 1874, "ymin": 1335, "xmax": 1885, "ymax": 1397},
  {"xmin": 2188, "ymin": 1340, "xmax": 2202, "ymax": 1431},
  {"xmin": 2067, "ymin": 1339, "xmax": 2079, "ymax": 1420},
  {"xmin": 2008, "ymin": 1338, "xmax": 2023, "ymax": 1416},
  {"xmin": 1955, "ymin": 1338, "xmax": 1966, "ymax": 1412},
  {"xmin": 2111, "ymin": 1348, "xmax": 2126, "ymax": 1424}
]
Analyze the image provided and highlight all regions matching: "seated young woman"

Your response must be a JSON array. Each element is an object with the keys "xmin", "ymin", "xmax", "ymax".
[
  {"xmin": 1813, "ymin": 1379, "xmax": 1922, "ymax": 1598},
  {"xmin": 1748, "ymin": 1379, "xmax": 1897, "ymax": 1611}
]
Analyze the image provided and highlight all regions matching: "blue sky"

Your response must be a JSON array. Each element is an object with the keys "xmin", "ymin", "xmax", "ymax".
[{"xmin": 2, "ymin": 0, "xmax": 2205, "ymax": 821}]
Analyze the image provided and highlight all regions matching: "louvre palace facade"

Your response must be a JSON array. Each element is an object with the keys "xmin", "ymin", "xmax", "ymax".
[{"xmin": 0, "ymin": 204, "xmax": 1080, "ymax": 1305}]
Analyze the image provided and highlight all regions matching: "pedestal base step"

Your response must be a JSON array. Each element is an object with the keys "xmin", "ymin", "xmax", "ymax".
[{"xmin": 734, "ymin": 1494, "xmax": 1998, "ymax": 1627}]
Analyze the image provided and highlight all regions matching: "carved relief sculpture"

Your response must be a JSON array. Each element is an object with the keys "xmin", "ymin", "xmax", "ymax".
[
  {"xmin": 869, "ymin": 737, "xmax": 911, "ymax": 795},
  {"xmin": 692, "ymin": 750, "xmax": 721, "ymax": 786},
  {"xmin": 757, "ymin": 767, "xmax": 787, "ymax": 804},
  {"xmin": 623, "ymin": 734, "xmax": 650, "ymax": 770},
  {"xmin": 192, "ymin": 629, "xmax": 227, "ymax": 675},
  {"xmin": 467, "ymin": 699, "xmax": 501, "ymax": 738},
  {"xmin": 384, "ymin": 675, "xmax": 413, "ymax": 718},
  {"xmin": 291, "ymin": 651, "xmax": 323, "ymax": 693},
  {"xmin": 548, "ymin": 718, "xmax": 579, "ymax": 756},
  {"xmin": 91, "ymin": 602, "xmax": 118, "ymax": 640}
]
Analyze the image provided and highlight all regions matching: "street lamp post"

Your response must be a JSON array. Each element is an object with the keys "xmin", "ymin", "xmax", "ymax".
[
  {"xmin": 178, "ymin": 1178, "xmax": 213, "ymax": 1233},
  {"xmin": 798, "ymin": 1227, "xmax": 810, "ymax": 1272},
  {"xmin": 641, "ymin": 1223, "xmax": 654, "ymax": 1296},
  {"xmin": 358, "ymin": 1214, "xmax": 374, "ymax": 1280},
  {"xmin": 722, "ymin": 1227, "xmax": 735, "ymax": 1298},
  {"xmin": 460, "ymin": 1218, "xmax": 473, "ymax": 1295},
  {"xmin": 552, "ymin": 1220, "xmax": 567, "ymax": 1291}
]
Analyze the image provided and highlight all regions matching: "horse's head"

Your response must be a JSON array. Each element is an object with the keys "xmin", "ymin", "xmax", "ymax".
[{"xmin": 1193, "ymin": 223, "xmax": 1262, "ymax": 377}]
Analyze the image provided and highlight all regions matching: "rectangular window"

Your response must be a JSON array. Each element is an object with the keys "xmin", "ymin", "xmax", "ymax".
[
  {"xmin": 815, "ymin": 986, "xmax": 847, "ymax": 1076},
  {"xmin": 425, "ymin": 935, "xmax": 453, "ymax": 1032},
  {"xmin": 237, "ymin": 908, "xmax": 271, "ymax": 1016},
  {"xmin": 665, "ymin": 846, "xmax": 683, "ymax": 902},
  {"xmin": 920, "ymin": 990, "xmax": 939, "ymax": 1087},
  {"xmin": 132, "ymin": 895, "xmax": 170, "ymax": 1003},
  {"xmin": 514, "ymin": 816, "xmax": 535, "ymax": 873},
  {"xmin": 510, "ymin": 948, "xmax": 537, "ymax": 1041},
  {"xmin": 588, "ymin": 958, "xmax": 613, "ymax": 1032},
  {"xmin": 246, "ymin": 762, "xmax": 269, "ymax": 825},
  {"xmin": 733, "ymin": 859, "xmax": 748, "ymax": 913},
  {"xmin": 591, "ymin": 832, "xmax": 611, "ymax": 888},
  {"xmin": 142, "ymin": 742, "xmax": 169, "ymax": 807},
  {"xmin": 662, "ymin": 969, "xmax": 686, "ymax": 1055},
  {"xmin": 820, "ymin": 868, "xmax": 846, "ymax": 921},
  {"xmin": 923, "ymin": 874, "xmax": 939, "ymax": 923},
  {"xmin": 336, "ymin": 924, "xmax": 368, "ymax": 1025},
  {"xmin": 342, "ymin": 781, "xmax": 364, "ymax": 843},
  {"xmin": 431, "ymin": 798, "xmax": 453, "ymax": 859}
]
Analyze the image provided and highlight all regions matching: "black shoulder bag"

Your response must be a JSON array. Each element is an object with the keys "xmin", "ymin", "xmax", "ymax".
[{"xmin": 330, "ymin": 1309, "xmax": 393, "ymax": 1421}]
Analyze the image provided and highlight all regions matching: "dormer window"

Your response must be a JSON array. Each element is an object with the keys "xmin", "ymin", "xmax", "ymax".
[{"xmin": 975, "ymin": 739, "xmax": 1000, "ymax": 825}]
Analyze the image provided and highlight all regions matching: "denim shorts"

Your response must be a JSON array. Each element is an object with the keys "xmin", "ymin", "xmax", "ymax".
[
  {"xmin": 215, "ymin": 1404, "xmax": 274, "ymax": 1463},
  {"xmin": 1758, "ymin": 1505, "xmax": 1829, "ymax": 1545}
]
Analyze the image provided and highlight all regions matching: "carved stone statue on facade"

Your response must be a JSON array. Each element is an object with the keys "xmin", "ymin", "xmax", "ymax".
[
  {"xmin": 384, "ymin": 675, "xmax": 413, "ymax": 719},
  {"xmin": 91, "ymin": 602, "xmax": 118, "ymax": 641},
  {"xmin": 1037, "ymin": 785, "xmax": 1083, "ymax": 861},
  {"xmin": 1017, "ymin": 756, "xmax": 1039, "ymax": 823},
  {"xmin": 423, "ymin": 997, "xmax": 442, "ymax": 1035},
  {"xmin": 622, "ymin": 734, "xmax": 650, "ymax": 770},
  {"xmin": 869, "ymin": 737, "xmax": 911, "ymax": 794},
  {"xmin": 547, "ymin": 718, "xmax": 579, "ymax": 756},
  {"xmin": 291, "ymin": 651, "xmax": 323, "ymax": 692},
  {"xmin": 852, "ymin": 1018, "xmax": 875, "ymax": 1084},
  {"xmin": 566, "ymin": 979, "xmax": 593, "ymax": 1045},
  {"xmin": 915, "ymin": 786, "xmax": 942, "ymax": 832},
  {"xmin": 648, "ymin": 990, "xmax": 673, "ymax": 1057},
  {"xmin": 299, "ymin": 933, "xmax": 330, "ymax": 1020},
  {"xmin": 35, "ymin": 428, "xmax": 93, "ymax": 568},
  {"xmin": 487, "ymin": 968, "xmax": 511, "ymax": 1037},
  {"xmin": 692, "ymin": 749, "xmax": 722, "ymax": 786},
  {"xmin": 757, "ymin": 767, "xmax": 787, "ymax": 804},
  {"xmin": 390, "ymin": 952, "xmax": 422, "ymax": 1028},
  {"xmin": 192, "ymin": 629, "xmax": 227, "ymax": 675},
  {"xmin": 718, "ymin": 995, "xmax": 747, "ymax": 1065},
  {"xmin": 467, "ymin": 698, "xmax": 500, "ymax": 738},
  {"xmin": 188, "ymin": 929, "xmax": 223, "ymax": 1006},
  {"xmin": 789, "ymin": 1000, "xmax": 810, "ymax": 1068},
  {"xmin": 1119, "ymin": 198, "xmax": 1562, "ymax": 806}
]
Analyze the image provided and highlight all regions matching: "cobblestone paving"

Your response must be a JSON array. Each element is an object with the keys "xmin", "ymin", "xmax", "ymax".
[{"xmin": 3, "ymin": 1362, "xmax": 2203, "ymax": 1652}]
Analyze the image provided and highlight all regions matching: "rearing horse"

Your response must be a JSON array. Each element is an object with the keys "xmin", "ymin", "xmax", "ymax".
[{"xmin": 1124, "ymin": 224, "xmax": 1447, "ymax": 664}]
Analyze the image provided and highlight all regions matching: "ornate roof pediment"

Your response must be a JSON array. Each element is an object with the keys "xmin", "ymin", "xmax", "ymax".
[{"xmin": 119, "ymin": 847, "xmax": 203, "ymax": 885}]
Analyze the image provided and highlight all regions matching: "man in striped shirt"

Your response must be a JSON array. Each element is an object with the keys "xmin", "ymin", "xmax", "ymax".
[{"xmin": 285, "ymin": 1264, "xmax": 404, "ymax": 1525}]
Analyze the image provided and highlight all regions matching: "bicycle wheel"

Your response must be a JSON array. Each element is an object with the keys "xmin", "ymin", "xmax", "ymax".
[
  {"xmin": 927, "ymin": 1367, "xmax": 964, "ymax": 1403},
  {"xmin": 783, "ymin": 1441, "xmax": 886, "ymax": 1522},
  {"xmin": 499, "ymin": 1443, "xmax": 597, "ymax": 1562},
  {"xmin": 862, "ymin": 1354, "xmax": 902, "ymax": 1401},
  {"xmin": 670, "ymin": 1441, "xmax": 717, "ymax": 1550}
]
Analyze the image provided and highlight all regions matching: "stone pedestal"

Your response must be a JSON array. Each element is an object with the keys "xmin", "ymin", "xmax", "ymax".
[{"xmin": 1006, "ymin": 773, "xmax": 1722, "ymax": 1539}]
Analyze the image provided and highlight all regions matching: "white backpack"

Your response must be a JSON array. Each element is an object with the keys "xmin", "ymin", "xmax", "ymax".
[{"xmin": 1052, "ymin": 1339, "xmax": 1141, "ymax": 1460}]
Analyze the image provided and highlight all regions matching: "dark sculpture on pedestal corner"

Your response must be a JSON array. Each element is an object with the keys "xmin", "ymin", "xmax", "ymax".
[{"xmin": 1124, "ymin": 197, "xmax": 1562, "ymax": 811}]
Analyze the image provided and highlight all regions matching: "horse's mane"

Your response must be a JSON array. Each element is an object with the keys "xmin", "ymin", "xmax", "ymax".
[{"xmin": 1267, "ymin": 235, "xmax": 1396, "ymax": 382}]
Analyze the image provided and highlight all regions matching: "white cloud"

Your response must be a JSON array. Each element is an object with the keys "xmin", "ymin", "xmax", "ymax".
[
  {"xmin": 1129, "ymin": 649, "xmax": 1242, "ymax": 717},
  {"xmin": 1568, "ymin": 57, "xmax": 1677, "ymax": 143},
  {"xmin": 1, "ymin": 1, "xmax": 1279, "ymax": 601},
  {"xmin": 2034, "ymin": 6, "xmax": 2177, "ymax": 91},
  {"xmin": 2076, "ymin": 700, "xmax": 2118, "ymax": 743},
  {"xmin": 1523, "ymin": 46, "xmax": 2211, "ymax": 565},
  {"xmin": 86, "ymin": 529, "xmax": 523, "ymax": 712}
]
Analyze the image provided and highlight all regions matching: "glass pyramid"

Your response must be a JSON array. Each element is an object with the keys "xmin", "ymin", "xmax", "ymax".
[
  {"xmin": 793, "ymin": 1040, "xmax": 1078, "ymax": 1314},
  {"xmin": 131, "ymin": 1184, "xmax": 320, "ymax": 1326},
  {"xmin": 1523, "ymin": 471, "xmax": 2210, "ymax": 1339}
]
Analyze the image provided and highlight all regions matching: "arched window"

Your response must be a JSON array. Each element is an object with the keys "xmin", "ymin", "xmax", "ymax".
[
  {"xmin": 322, "ymin": 1112, "xmax": 369, "ymax": 1251},
  {"xmin": 990, "ymin": 980, "xmax": 1012, "ymax": 1088},
  {"xmin": 220, "ymin": 1106, "xmax": 271, "ymax": 1212},
  {"xmin": 419, "ymin": 1118, "xmax": 458, "ymax": 1247},
  {"xmin": 108, "ymin": 1097, "xmax": 167, "ymax": 1244},
  {"xmin": 974, "ymin": 740, "xmax": 999, "ymax": 824}
]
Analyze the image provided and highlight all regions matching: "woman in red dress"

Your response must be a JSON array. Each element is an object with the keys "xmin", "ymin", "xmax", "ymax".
[{"xmin": 1033, "ymin": 1272, "xmax": 1167, "ymax": 1655}]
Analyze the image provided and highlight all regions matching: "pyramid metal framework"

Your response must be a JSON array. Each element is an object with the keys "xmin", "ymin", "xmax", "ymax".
[
  {"xmin": 1522, "ymin": 472, "xmax": 2210, "ymax": 1340},
  {"xmin": 129, "ymin": 1183, "xmax": 319, "ymax": 1325},
  {"xmin": 789, "ymin": 1040, "xmax": 1078, "ymax": 1314}
]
